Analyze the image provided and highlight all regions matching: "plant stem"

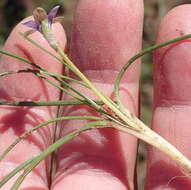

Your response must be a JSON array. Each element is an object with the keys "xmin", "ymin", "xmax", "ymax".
[
  {"xmin": 0, "ymin": 99, "xmax": 103, "ymax": 106},
  {"xmin": 0, "ymin": 50, "xmax": 42, "ymax": 69},
  {"xmin": 114, "ymin": 33, "xmax": 191, "ymax": 106},
  {"xmin": 112, "ymin": 117, "xmax": 191, "ymax": 173}
]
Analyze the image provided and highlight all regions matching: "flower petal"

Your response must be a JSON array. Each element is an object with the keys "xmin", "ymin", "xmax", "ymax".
[
  {"xmin": 23, "ymin": 20, "xmax": 40, "ymax": 31},
  {"xmin": 48, "ymin": 5, "xmax": 60, "ymax": 24}
]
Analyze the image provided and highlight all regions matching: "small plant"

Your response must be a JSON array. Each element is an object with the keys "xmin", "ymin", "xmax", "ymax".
[{"xmin": 1, "ymin": 5, "xmax": 191, "ymax": 190}]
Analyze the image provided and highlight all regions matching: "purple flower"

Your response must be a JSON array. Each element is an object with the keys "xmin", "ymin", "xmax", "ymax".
[{"xmin": 23, "ymin": 6, "xmax": 60, "ymax": 32}]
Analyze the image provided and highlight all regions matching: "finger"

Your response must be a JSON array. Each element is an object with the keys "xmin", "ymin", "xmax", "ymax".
[
  {"xmin": 51, "ymin": 0, "xmax": 143, "ymax": 189},
  {"xmin": 0, "ymin": 17, "xmax": 66, "ymax": 189},
  {"xmin": 146, "ymin": 5, "xmax": 191, "ymax": 190}
]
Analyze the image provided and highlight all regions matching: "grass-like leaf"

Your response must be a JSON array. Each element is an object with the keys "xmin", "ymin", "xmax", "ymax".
[
  {"xmin": 114, "ymin": 33, "xmax": 191, "ymax": 107},
  {"xmin": 0, "ymin": 49, "xmax": 42, "ymax": 70},
  {"xmin": 0, "ymin": 99, "xmax": 103, "ymax": 107},
  {"xmin": 0, "ymin": 116, "xmax": 104, "ymax": 162},
  {"xmin": 9, "ymin": 120, "xmax": 109, "ymax": 190},
  {"xmin": 0, "ymin": 158, "xmax": 34, "ymax": 188}
]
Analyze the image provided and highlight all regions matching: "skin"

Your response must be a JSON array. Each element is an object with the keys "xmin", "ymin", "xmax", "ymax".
[{"xmin": 0, "ymin": 0, "xmax": 191, "ymax": 189}]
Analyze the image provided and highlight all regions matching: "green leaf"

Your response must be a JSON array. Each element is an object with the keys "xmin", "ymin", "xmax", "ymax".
[
  {"xmin": 0, "ymin": 116, "xmax": 104, "ymax": 162},
  {"xmin": 9, "ymin": 121, "xmax": 109, "ymax": 190}
]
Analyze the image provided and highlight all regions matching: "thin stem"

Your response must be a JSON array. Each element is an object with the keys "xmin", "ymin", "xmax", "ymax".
[
  {"xmin": 0, "ymin": 116, "xmax": 103, "ymax": 162},
  {"xmin": 46, "ymin": 72, "xmax": 104, "ymax": 113},
  {"xmin": 42, "ymin": 74, "xmax": 107, "ymax": 114},
  {"xmin": 41, "ymin": 71, "xmax": 89, "ymax": 88},
  {"xmin": 10, "ymin": 121, "xmax": 109, "ymax": 190},
  {"xmin": 0, "ymin": 50, "xmax": 42, "ymax": 70},
  {"xmin": 0, "ymin": 69, "xmax": 88, "ymax": 88},
  {"xmin": 37, "ymin": 72, "xmax": 101, "ymax": 114},
  {"xmin": 19, "ymin": 32, "xmax": 62, "ymax": 62},
  {"xmin": 0, "ymin": 99, "xmax": 103, "ymax": 106},
  {"xmin": 19, "ymin": 32, "xmax": 75, "ymax": 73},
  {"xmin": 114, "ymin": 33, "xmax": 191, "ymax": 106},
  {"xmin": 0, "ymin": 70, "xmax": 20, "ymax": 77},
  {"xmin": 36, "ymin": 72, "xmax": 84, "ymax": 101}
]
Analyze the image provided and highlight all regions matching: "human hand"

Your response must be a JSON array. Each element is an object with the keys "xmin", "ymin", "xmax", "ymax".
[{"xmin": 1, "ymin": 1, "xmax": 191, "ymax": 189}]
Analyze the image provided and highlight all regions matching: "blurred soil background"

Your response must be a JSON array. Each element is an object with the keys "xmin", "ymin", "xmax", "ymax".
[{"xmin": 0, "ymin": 0, "xmax": 191, "ymax": 189}]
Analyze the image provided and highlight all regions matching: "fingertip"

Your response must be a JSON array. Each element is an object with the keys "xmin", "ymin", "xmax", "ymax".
[
  {"xmin": 0, "ymin": 16, "xmax": 66, "ymax": 101},
  {"xmin": 70, "ymin": 0, "xmax": 143, "ymax": 83},
  {"xmin": 156, "ymin": 4, "xmax": 191, "ymax": 43},
  {"xmin": 154, "ymin": 4, "xmax": 191, "ymax": 107}
]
